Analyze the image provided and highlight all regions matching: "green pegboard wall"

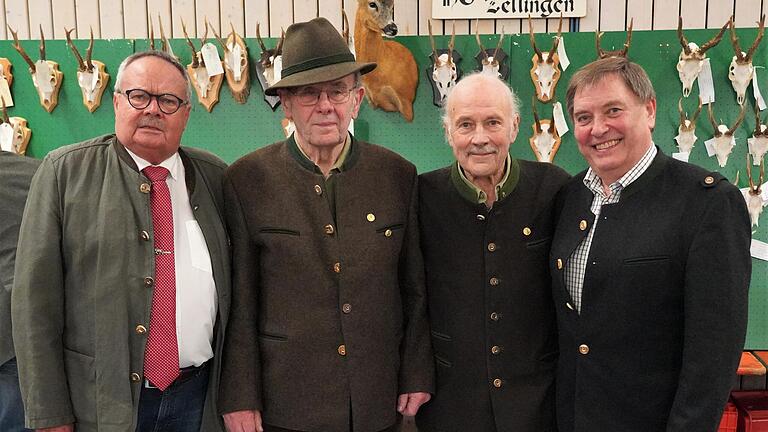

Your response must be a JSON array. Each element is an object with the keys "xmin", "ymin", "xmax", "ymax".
[{"xmin": 2, "ymin": 27, "xmax": 767, "ymax": 347}]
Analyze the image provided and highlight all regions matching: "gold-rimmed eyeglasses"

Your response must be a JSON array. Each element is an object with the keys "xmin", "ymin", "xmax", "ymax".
[{"xmin": 289, "ymin": 85, "xmax": 357, "ymax": 106}]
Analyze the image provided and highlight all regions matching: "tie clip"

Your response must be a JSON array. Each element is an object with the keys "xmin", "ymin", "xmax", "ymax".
[{"xmin": 154, "ymin": 248, "xmax": 173, "ymax": 255}]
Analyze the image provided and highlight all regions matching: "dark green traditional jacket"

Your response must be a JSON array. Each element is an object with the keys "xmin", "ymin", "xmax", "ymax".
[
  {"xmin": 416, "ymin": 159, "xmax": 569, "ymax": 432},
  {"xmin": 12, "ymin": 134, "xmax": 230, "ymax": 431},
  {"xmin": 219, "ymin": 136, "xmax": 434, "ymax": 432}
]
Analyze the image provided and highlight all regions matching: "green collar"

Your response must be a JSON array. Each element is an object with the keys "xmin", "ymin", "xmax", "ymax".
[
  {"xmin": 287, "ymin": 133, "xmax": 359, "ymax": 174},
  {"xmin": 450, "ymin": 155, "xmax": 520, "ymax": 205}
]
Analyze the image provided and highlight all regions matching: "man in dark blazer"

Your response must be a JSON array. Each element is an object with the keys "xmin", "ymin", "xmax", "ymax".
[
  {"xmin": 12, "ymin": 51, "xmax": 230, "ymax": 431},
  {"xmin": 415, "ymin": 73, "xmax": 569, "ymax": 432},
  {"xmin": 0, "ymin": 150, "xmax": 39, "ymax": 432},
  {"xmin": 218, "ymin": 17, "xmax": 433, "ymax": 432},
  {"xmin": 551, "ymin": 57, "xmax": 751, "ymax": 431}
]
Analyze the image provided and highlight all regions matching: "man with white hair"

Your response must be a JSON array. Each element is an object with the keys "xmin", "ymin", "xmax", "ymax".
[{"xmin": 416, "ymin": 73, "xmax": 569, "ymax": 432}]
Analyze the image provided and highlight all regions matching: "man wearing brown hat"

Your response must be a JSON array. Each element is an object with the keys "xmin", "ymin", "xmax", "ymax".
[{"xmin": 218, "ymin": 17, "xmax": 434, "ymax": 432}]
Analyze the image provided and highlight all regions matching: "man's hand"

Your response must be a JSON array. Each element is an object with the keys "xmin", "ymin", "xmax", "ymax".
[
  {"xmin": 397, "ymin": 392, "xmax": 432, "ymax": 416},
  {"xmin": 223, "ymin": 410, "xmax": 263, "ymax": 432},
  {"xmin": 37, "ymin": 425, "xmax": 74, "ymax": 432}
]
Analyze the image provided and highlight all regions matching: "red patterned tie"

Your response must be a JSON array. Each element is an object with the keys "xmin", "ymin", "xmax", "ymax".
[{"xmin": 142, "ymin": 166, "xmax": 179, "ymax": 391}]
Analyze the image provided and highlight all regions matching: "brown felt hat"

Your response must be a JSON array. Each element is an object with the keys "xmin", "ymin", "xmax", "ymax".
[{"xmin": 265, "ymin": 17, "xmax": 376, "ymax": 96}]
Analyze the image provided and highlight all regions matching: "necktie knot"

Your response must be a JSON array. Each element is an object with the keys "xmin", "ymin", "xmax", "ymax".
[{"xmin": 143, "ymin": 166, "xmax": 170, "ymax": 183}]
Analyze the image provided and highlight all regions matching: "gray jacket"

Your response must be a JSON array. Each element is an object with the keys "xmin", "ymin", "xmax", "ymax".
[
  {"xmin": 0, "ymin": 151, "xmax": 40, "ymax": 365},
  {"xmin": 12, "ymin": 135, "xmax": 230, "ymax": 431}
]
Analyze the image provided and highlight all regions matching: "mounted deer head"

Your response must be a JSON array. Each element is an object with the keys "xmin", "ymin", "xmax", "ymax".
[
  {"xmin": 9, "ymin": 25, "xmax": 63, "ymax": 113},
  {"xmin": 65, "ymin": 27, "xmax": 110, "ymax": 113},
  {"xmin": 529, "ymin": 15, "xmax": 563, "ymax": 103},
  {"xmin": 675, "ymin": 96, "xmax": 702, "ymax": 154},
  {"xmin": 475, "ymin": 24, "xmax": 507, "ymax": 80},
  {"xmin": 743, "ymin": 153, "xmax": 766, "ymax": 227},
  {"xmin": 182, "ymin": 20, "xmax": 224, "ymax": 112},
  {"xmin": 354, "ymin": 0, "xmax": 419, "ymax": 121},
  {"xmin": 749, "ymin": 105, "xmax": 768, "ymax": 166},
  {"xmin": 728, "ymin": 15, "xmax": 765, "ymax": 105},
  {"xmin": 212, "ymin": 22, "xmax": 250, "ymax": 104},
  {"xmin": 707, "ymin": 102, "xmax": 745, "ymax": 167},
  {"xmin": 427, "ymin": 20, "xmax": 460, "ymax": 107},
  {"xmin": 596, "ymin": 18, "xmax": 633, "ymax": 59},
  {"xmin": 0, "ymin": 97, "xmax": 30, "ymax": 155},
  {"xmin": 529, "ymin": 97, "xmax": 561, "ymax": 163},
  {"xmin": 677, "ymin": 17, "xmax": 729, "ymax": 98},
  {"xmin": 254, "ymin": 22, "xmax": 284, "ymax": 110}
]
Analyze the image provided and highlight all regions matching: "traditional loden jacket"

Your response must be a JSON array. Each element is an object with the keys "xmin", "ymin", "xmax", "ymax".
[
  {"xmin": 550, "ymin": 150, "xmax": 751, "ymax": 431},
  {"xmin": 218, "ymin": 136, "xmax": 434, "ymax": 432},
  {"xmin": 416, "ymin": 159, "xmax": 569, "ymax": 432},
  {"xmin": 0, "ymin": 151, "xmax": 40, "ymax": 366},
  {"xmin": 12, "ymin": 134, "xmax": 230, "ymax": 431}
]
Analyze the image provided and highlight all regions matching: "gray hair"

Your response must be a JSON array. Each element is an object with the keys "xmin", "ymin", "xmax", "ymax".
[
  {"xmin": 114, "ymin": 50, "xmax": 192, "ymax": 101},
  {"xmin": 441, "ymin": 72, "xmax": 520, "ymax": 133}
]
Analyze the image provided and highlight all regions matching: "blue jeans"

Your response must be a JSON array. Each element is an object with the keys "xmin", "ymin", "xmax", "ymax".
[
  {"xmin": 136, "ymin": 363, "xmax": 209, "ymax": 432},
  {"xmin": 0, "ymin": 357, "xmax": 32, "ymax": 432}
]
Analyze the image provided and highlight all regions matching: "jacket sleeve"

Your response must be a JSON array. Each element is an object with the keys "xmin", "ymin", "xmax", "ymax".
[
  {"xmin": 11, "ymin": 156, "xmax": 76, "ymax": 428},
  {"xmin": 217, "ymin": 172, "xmax": 264, "ymax": 414},
  {"xmin": 397, "ymin": 171, "xmax": 436, "ymax": 394},
  {"xmin": 666, "ymin": 183, "xmax": 751, "ymax": 431}
]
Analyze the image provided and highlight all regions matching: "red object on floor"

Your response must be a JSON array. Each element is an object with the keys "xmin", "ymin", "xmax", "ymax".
[
  {"xmin": 731, "ymin": 391, "xmax": 768, "ymax": 432},
  {"xmin": 718, "ymin": 401, "xmax": 738, "ymax": 432}
]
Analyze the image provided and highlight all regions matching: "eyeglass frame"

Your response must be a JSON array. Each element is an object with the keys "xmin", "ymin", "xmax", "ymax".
[
  {"xmin": 287, "ymin": 84, "xmax": 360, "ymax": 106},
  {"xmin": 116, "ymin": 88, "xmax": 189, "ymax": 115}
]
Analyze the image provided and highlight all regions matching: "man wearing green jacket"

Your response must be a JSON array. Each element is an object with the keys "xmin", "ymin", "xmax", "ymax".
[{"xmin": 12, "ymin": 50, "xmax": 230, "ymax": 432}]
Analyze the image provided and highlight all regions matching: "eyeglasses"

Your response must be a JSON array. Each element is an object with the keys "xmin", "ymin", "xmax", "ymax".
[
  {"xmin": 119, "ymin": 89, "xmax": 188, "ymax": 114},
  {"xmin": 289, "ymin": 85, "xmax": 357, "ymax": 106}
]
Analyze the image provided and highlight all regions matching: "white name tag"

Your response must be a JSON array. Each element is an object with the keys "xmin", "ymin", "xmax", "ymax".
[
  {"xmin": 557, "ymin": 36, "xmax": 570, "ymax": 71},
  {"xmin": 201, "ymin": 43, "xmax": 224, "ymax": 77}
]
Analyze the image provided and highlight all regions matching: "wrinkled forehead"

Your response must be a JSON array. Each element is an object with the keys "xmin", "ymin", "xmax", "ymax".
[
  {"xmin": 291, "ymin": 74, "xmax": 357, "ymax": 91},
  {"xmin": 121, "ymin": 57, "xmax": 188, "ymax": 95}
]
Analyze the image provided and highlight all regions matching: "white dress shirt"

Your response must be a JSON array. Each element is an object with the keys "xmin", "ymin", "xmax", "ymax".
[{"xmin": 126, "ymin": 148, "xmax": 217, "ymax": 368}]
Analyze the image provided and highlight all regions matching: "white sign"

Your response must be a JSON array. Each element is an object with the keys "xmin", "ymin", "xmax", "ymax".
[{"xmin": 432, "ymin": 0, "xmax": 586, "ymax": 19}]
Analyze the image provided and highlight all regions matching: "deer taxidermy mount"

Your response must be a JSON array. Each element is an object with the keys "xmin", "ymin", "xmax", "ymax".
[
  {"xmin": 728, "ymin": 15, "xmax": 765, "ymax": 106},
  {"xmin": 529, "ymin": 97, "xmax": 561, "ymax": 163},
  {"xmin": 742, "ymin": 154, "xmax": 766, "ymax": 228},
  {"xmin": 354, "ymin": 0, "xmax": 418, "ymax": 122},
  {"xmin": 182, "ymin": 20, "xmax": 224, "ymax": 112},
  {"xmin": 676, "ymin": 17, "xmax": 729, "ymax": 98},
  {"xmin": 596, "ymin": 18, "xmax": 633, "ymax": 59},
  {"xmin": 212, "ymin": 22, "xmax": 250, "ymax": 104},
  {"xmin": 0, "ymin": 97, "xmax": 30, "ymax": 155},
  {"xmin": 675, "ymin": 96, "xmax": 702, "ymax": 154},
  {"xmin": 749, "ymin": 105, "xmax": 768, "ymax": 166},
  {"xmin": 529, "ymin": 15, "xmax": 563, "ymax": 103},
  {"xmin": 65, "ymin": 28, "xmax": 110, "ymax": 113},
  {"xmin": 0, "ymin": 58, "xmax": 13, "ymax": 107},
  {"xmin": 254, "ymin": 23, "xmax": 284, "ymax": 111},
  {"xmin": 427, "ymin": 21, "xmax": 460, "ymax": 107},
  {"xmin": 9, "ymin": 25, "xmax": 63, "ymax": 113},
  {"xmin": 707, "ymin": 102, "xmax": 745, "ymax": 167},
  {"xmin": 474, "ymin": 24, "xmax": 508, "ymax": 80}
]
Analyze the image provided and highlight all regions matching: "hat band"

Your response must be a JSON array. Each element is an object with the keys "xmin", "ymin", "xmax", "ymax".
[{"xmin": 281, "ymin": 53, "xmax": 357, "ymax": 79}]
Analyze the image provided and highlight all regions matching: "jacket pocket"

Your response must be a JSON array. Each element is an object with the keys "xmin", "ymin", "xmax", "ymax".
[
  {"xmin": 375, "ymin": 223, "xmax": 404, "ymax": 234},
  {"xmin": 623, "ymin": 255, "xmax": 670, "ymax": 265},
  {"xmin": 526, "ymin": 236, "xmax": 552, "ymax": 249},
  {"xmin": 259, "ymin": 227, "xmax": 300, "ymax": 236},
  {"xmin": 434, "ymin": 354, "xmax": 452, "ymax": 368},
  {"xmin": 258, "ymin": 331, "xmax": 288, "ymax": 342},
  {"xmin": 430, "ymin": 330, "xmax": 452, "ymax": 341},
  {"xmin": 63, "ymin": 348, "xmax": 96, "ymax": 423}
]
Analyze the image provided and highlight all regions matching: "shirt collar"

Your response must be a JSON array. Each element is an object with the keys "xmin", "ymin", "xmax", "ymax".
[
  {"xmin": 583, "ymin": 143, "xmax": 657, "ymax": 196},
  {"xmin": 451, "ymin": 154, "xmax": 520, "ymax": 205},
  {"xmin": 125, "ymin": 147, "xmax": 181, "ymax": 180},
  {"xmin": 293, "ymin": 133, "xmax": 351, "ymax": 173}
]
